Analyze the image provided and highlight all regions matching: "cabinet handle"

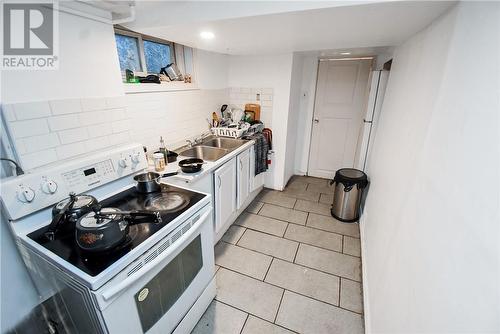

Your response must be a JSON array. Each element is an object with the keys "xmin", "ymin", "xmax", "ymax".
[
  {"xmin": 239, "ymin": 160, "xmax": 243, "ymax": 170},
  {"xmin": 218, "ymin": 175, "xmax": 222, "ymax": 188}
]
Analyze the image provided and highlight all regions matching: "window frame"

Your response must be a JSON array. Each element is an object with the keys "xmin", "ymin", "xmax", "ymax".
[{"xmin": 114, "ymin": 27, "xmax": 176, "ymax": 75}]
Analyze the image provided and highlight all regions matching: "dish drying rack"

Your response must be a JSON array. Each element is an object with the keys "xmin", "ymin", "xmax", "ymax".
[{"xmin": 211, "ymin": 126, "xmax": 247, "ymax": 138}]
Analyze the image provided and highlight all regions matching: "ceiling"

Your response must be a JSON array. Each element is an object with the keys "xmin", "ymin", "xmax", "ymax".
[{"xmin": 122, "ymin": 1, "xmax": 455, "ymax": 55}]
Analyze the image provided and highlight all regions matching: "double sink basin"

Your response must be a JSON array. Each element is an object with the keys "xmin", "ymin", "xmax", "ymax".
[{"xmin": 178, "ymin": 136, "xmax": 248, "ymax": 161}]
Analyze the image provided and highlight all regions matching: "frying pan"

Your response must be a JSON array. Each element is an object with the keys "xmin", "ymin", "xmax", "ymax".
[{"xmin": 178, "ymin": 158, "xmax": 204, "ymax": 173}]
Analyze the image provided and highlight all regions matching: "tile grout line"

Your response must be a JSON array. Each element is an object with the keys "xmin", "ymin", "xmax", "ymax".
[
  {"xmin": 234, "ymin": 227, "xmax": 247, "ymax": 245},
  {"xmin": 292, "ymin": 243, "xmax": 300, "ymax": 263},
  {"xmin": 273, "ymin": 289, "xmax": 286, "ymax": 324},
  {"xmin": 219, "ymin": 266, "xmax": 350, "ymax": 311},
  {"xmin": 220, "ymin": 242, "xmax": 363, "ymax": 284},
  {"xmin": 238, "ymin": 313, "xmax": 249, "ymax": 334},
  {"xmin": 338, "ymin": 276, "xmax": 342, "ymax": 308},
  {"xmin": 232, "ymin": 224, "xmax": 359, "ymax": 259},
  {"xmin": 263, "ymin": 257, "xmax": 274, "ymax": 282},
  {"xmin": 214, "ymin": 299, "xmax": 301, "ymax": 334}
]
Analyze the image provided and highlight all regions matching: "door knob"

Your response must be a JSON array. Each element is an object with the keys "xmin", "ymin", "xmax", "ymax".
[{"xmin": 313, "ymin": 118, "xmax": 319, "ymax": 123}]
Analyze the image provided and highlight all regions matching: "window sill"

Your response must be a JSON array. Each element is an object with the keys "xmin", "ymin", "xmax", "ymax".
[{"xmin": 123, "ymin": 82, "xmax": 199, "ymax": 94}]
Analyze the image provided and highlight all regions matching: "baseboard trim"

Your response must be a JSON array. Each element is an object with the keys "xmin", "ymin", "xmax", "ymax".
[{"xmin": 359, "ymin": 211, "xmax": 372, "ymax": 334}]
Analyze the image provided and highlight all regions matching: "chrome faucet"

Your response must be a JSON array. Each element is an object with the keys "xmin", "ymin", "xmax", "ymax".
[{"xmin": 186, "ymin": 132, "xmax": 212, "ymax": 148}]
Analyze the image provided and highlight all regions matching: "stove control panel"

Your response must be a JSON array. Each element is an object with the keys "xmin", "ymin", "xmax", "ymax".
[{"xmin": 1, "ymin": 143, "xmax": 148, "ymax": 220}]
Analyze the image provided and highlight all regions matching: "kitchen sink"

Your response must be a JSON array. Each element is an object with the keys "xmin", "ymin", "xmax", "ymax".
[
  {"xmin": 179, "ymin": 146, "xmax": 229, "ymax": 161},
  {"xmin": 201, "ymin": 137, "xmax": 248, "ymax": 150}
]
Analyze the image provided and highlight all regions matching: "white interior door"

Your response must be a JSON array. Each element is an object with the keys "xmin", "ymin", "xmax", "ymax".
[{"xmin": 308, "ymin": 58, "xmax": 372, "ymax": 179}]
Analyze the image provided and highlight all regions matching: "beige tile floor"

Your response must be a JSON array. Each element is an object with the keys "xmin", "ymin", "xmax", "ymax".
[{"xmin": 192, "ymin": 176, "xmax": 364, "ymax": 334}]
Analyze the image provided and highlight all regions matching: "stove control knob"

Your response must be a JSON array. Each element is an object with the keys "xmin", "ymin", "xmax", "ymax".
[
  {"xmin": 118, "ymin": 157, "xmax": 129, "ymax": 168},
  {"xmin": 41, "ymin": 180, "xmax": 58, "ymax": 194},
  {"xmin": 131, "ymin": 153, "xmax": 141, "ymax": 164},
  {"xmin": 17, "ymin": 185, "xmax": 35, "ymax": 203}
]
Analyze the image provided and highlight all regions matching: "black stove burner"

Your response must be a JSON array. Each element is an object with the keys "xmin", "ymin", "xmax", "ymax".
[
  {"xmin": 145, "ymin": 192, "xmax": 190, "ymax": 212},
  {"xmin": 28, "ymin": 184, "xmax": 206, "ymax": 277}
]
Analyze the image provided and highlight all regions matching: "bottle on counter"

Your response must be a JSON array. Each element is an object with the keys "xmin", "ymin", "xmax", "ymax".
[
  {"xmin": 159, "ymin": 136, "xmax": 168, "ymax": 163},
  {"xmin": 153, "ymin": 152, "xmax": 165, "ymax": 172},
  {"xmin": 144, "ymin": 146, "xmax": 154, "ymax": 166}
]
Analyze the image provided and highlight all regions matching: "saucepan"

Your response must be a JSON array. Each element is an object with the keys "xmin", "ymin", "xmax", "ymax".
[{"xmin": 134, "ymin": 171, "xmax": 178, "ymax": 193}]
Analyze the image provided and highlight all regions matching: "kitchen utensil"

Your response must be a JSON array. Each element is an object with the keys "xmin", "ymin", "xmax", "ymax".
[
  {"xmin": 45, "ymin": 193, "xmax": 98, "ymax": 240},
  {"xmin": 178, "ymin": 158, "xmax": 204, "ymax": 173},
  {"xmin": 134, "ymin": 171, "xmax": 179, "ymax": 193},
  {"xmin": 245, "ymin": 103, "xmax": 261, "ymax": 121},
  {"xmin": 230, "ymin": 108, "xmax": 245, "ymax": 123},
  {"xmin": 75, "ymin": 205, "xmax": 162, "ymax": 252},
  {"xmin": 221, "ymin": 104, "xmax": 228, "ymax": 119},
  {"xmin": 160, "ymin": 63, "xmax": 183, "ymax": 81},
  {"xmin": 244, "ymin": 110, "xmax": 256, "ymax": 123}
]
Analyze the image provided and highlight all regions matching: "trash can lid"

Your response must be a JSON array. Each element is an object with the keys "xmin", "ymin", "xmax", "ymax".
[{"xmin": 332, "ymin": 168, "xmax": 368, "ymax": 188}]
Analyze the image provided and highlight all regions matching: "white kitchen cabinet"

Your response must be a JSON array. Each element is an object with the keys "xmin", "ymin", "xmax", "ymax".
[
  {"xmin": 237, "ymin": 149, "xmax": 250, "ymax": 209},
  {"xmin": 213, "ymin": 157, "xmax": 237, "ymax": 234},
  {"xmin": 249, "ymin": 145, "xmax": 265, "ymax": 192}
]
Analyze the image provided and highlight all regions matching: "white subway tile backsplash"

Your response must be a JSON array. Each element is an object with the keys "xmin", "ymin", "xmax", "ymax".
[
  {"xmin": 48, "ymin": 114, "xmax": 80, "ymax": 131},
  {"xmin": 87, "ymin": 123, "xmax": 112, "ymax": 137},
  {"xmin": 109, "ymin": 108, "xmax": 126, "ymax": 121},
  {"xmin": 84, "ymin": 136, "xmax": 112, "ymax": 152},
  {"xmin": 261, "ymin": 100, "xmax": 273, "ymax": 107},
  {"xmin": 5, "ymin": 89, "xmax": 228, "ymax": 170},
  {"xmin": 58, "ymin": 127, "xmax": 88, "ymax": 144},
  {"xmin": 81, "ymin": 97, "xmax": 106, "ymax": 111},
  {"xmin": 105, "ymin": 96, "xmax": 126, "ymax": 109},
  {"xmin": 56, "ymin": 142, "xmax": 87, "ymax": 160},
  {"xmin": 108, "ymin": 131, "xmax": 131, "ymax": 146},
  {"xmin": 2, "ymin": 105, "xmax": 16, "ymax": 122},
  {"xmin": 20, "ymin": 149, "xmax": 58, "ymax": 169},
  {"xmin": 21, "ymin": 133, "xmax": 60, "ymax": 153},
  {"xmin": 49, "ymin": 99, "xmax": 82, "ymax": 115},
  {"xmin": 77, "ymin": 110, "xmax": 113, "ymax": 126},
  {"xmin": 261, "ymin": 94, "xmax": 273, "ymax": 101},
  {"xmin": 13, "ymin": 102, "xmax": 51, "ymax": 120},
  {"xmin": 9, "ymin": 119, "xmax": 50, "ymax": 138},
  {"xmin": 111, "ymin": 119, "xmax": 132, "ymax": 133}
]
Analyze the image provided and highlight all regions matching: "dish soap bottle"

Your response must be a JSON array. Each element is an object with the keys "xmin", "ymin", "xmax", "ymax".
[{"xmin": 159, "ymin": 136, "xmax": 168, "ymax": 163}]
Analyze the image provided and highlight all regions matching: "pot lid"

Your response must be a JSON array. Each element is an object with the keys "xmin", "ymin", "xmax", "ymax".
[
  {"xmin": 56, "ymin": 195, "xmax": 97, "ymax": 210},
  {"xmin": 79, "ymin": 208, "xmax": 120, "ymax": 228}
]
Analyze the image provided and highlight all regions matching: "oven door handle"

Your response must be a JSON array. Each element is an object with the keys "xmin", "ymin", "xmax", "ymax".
[{"xmin": 101, "ymin": 209, "xmax": 211, "ymax": 302}]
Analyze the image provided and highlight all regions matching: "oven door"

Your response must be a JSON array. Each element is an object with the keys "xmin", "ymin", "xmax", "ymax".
[{"xmin": 95, "ymin": 206, "xmax": 214, "ymax": 334}]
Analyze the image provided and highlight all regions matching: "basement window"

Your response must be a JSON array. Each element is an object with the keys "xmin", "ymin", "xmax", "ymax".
[{"xmin": 114, "ymin": 26, "xmax": 194, "ymax": 84}]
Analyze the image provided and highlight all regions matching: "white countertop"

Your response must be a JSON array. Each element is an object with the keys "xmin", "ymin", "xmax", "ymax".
[{"xmin": 148, "ymin": 139, "xmax": 255, "ymax": 184}]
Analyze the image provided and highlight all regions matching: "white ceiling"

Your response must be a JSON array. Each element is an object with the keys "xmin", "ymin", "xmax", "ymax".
[{"xmin": 124, "ymin": 1, "xmax": 455, "ymax": 55}]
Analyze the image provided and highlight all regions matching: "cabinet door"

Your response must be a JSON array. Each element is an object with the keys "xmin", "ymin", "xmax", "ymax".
[
  {"xmin": 249, "ymin": 144, "xmax": 265, "ymax": 192},
  {"xmin": 237, "ymin": 149, "xmax": 250, "ymax": 209},
  {"xmin": 214, "ymin": 158, "xmax": 236, "ymax": 234}
]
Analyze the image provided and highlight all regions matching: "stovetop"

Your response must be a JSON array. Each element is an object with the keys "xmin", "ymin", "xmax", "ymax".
[{"xmin": 27, "ymin": 184, "xmax": 206, "ymax": 277}]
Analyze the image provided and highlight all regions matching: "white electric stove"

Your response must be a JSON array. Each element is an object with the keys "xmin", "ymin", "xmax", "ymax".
[{"xmin": 0, "ymin": 144, "xmax": 216, "ymax": 334}]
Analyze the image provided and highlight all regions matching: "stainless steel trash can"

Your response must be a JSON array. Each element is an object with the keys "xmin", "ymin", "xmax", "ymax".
[{"xmin": 330, "ymin": 168, "xmax": 368, "ymax": 222}]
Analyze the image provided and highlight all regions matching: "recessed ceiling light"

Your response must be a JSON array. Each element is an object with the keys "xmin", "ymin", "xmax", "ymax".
[
  {"xmin": 340, "ymin": 52, "xmax": 351, "ymax": 55},
  {"xmin": 200, "ymin": 31, "xmax": 215, "ymax": 39}
]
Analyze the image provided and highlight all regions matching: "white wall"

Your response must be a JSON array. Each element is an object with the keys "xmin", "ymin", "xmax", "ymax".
[
  {"xmin": 228, "ymin": 54, "xmax": 294, "ymax": 190},
  {"xmin": 362, "ymin": 2, "xmax": 500, "ymax": 333},
  {"xmin": 195, "ymin": 49, "xmax": 229, "ymax": 90},
  {"xmin": 294, "ymin": 55, "xmax": 319, "ymax": 175},
  {"xmin": 284, "ymin": 54, "xmax": 304, "ymax": 185},
  {"xmin": 1, "ymin": 10, "xmax": 123, "ymax": 103}
]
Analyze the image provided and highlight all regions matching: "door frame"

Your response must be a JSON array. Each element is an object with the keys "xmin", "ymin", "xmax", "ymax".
[{"xmin": 306, "ymin": 57, "xmax": 374, "ymax": 177}]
